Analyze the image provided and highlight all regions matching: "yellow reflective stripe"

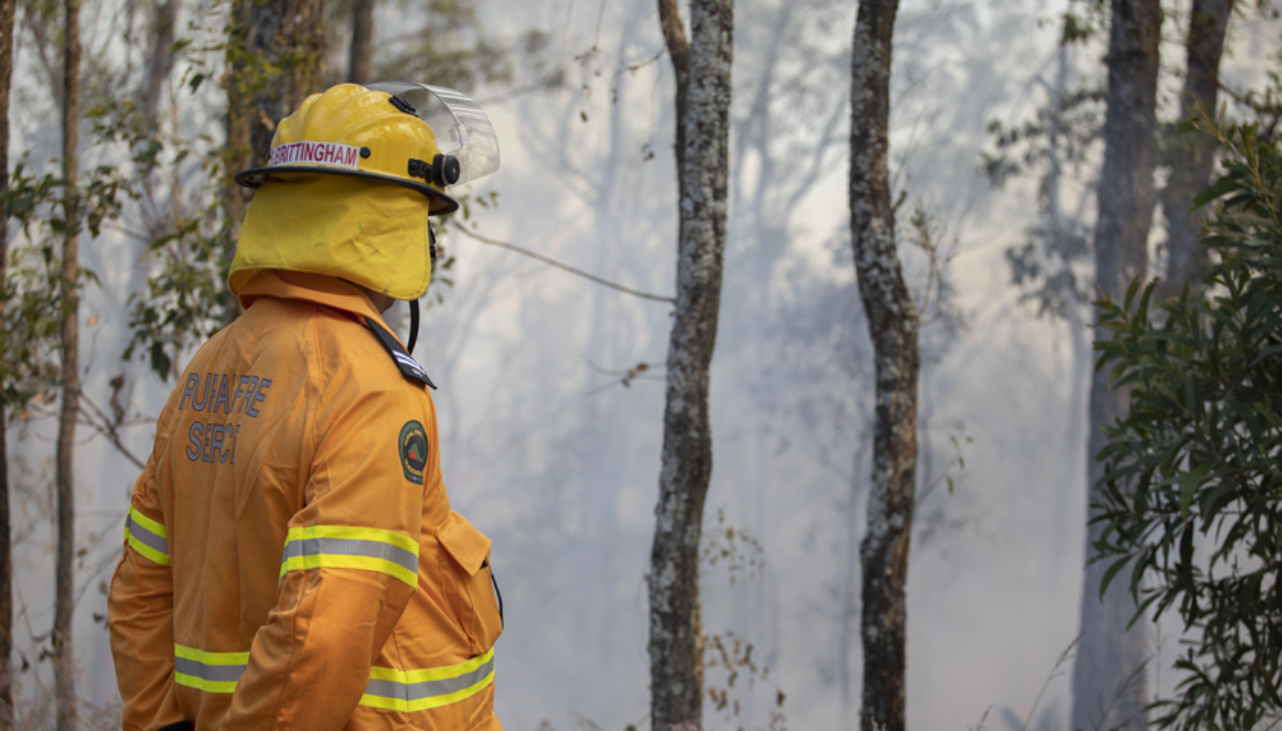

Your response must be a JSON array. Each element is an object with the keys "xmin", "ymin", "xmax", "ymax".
[
  {"xmin": 368, "ymin": 648, "xmax": 494, "ymax": 683},
  {"xmin": 360, "ymin": 649, "xmax": 495, "ymax": 713},
  {"xmin": 125, "ymin": 532, "xmax": 170, "ymax": 566},
  {"xmin": 174, "ymin": 645, "xmax": 250, "ymax": 665},
  {"xmin": 127, "ymin": 506, "xmax": 167, "ymax": 537},
  {"xmin": 358, "ymin": 670, "xmax": 494, "ymax": 712},
  {"xmin": 280, "ymin": 554, "xmax": 417, "ymax": 586},
  {"xmin": 285, "ymin": 525, "xmax": 417, "ymax": 554},
  {"xmin": 124, "ymin": 505, "xmax": 171, "ymax": 567},
  {"xmin": 173, "ymin": 644, "xmax": 249, "ymax": 694},
  {"xmin": 125, "ymin": 500, "xmax": 166, "ymax": 536},
  {"xmin": 174, "ymin": 674, "xmax": 238, "ymax": 694},
  {"xmin": 279, "ymin": 525, "xmax": 419, "ymax": 588}
]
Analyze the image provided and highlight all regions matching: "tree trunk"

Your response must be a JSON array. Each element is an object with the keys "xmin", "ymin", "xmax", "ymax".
[
  {"xmin": 348, "ymin": 0, "xmax": 373, "ymax": 84},
  {"xmin": 54, "ymin": 0, "xmax": 81, "ymax": 727},
  {"xmin": 0, "ymin": 0, "xmax": 14, "ymax": 725},
  {"xmin": 222, "ymin": 0, "xmax": 324, "ymax": 325},
  {"xmin": 1072, "ymin": 2, "xmax": 1162, "ymax": 731},
  {"xmin": 1156, "ymin": 0, "xmax": 1233, "ymax": 300},
  {"xmin": 140, "ymin": 0, "xmax": 182, "ymax": 131},
  {"xmin": 849, "ymin": 3, "xmax": 918, "ymax": 731},
  {"xmin": 648, "ymin": 1, "xmax": 733, "ymax": 729},
  {"xmin": 222, "ymin": 0, "xmax": 254, "ymax": 324},
  {"xmin": 248, "ymin": 0, "xmax": 324, "ymax": 166}
]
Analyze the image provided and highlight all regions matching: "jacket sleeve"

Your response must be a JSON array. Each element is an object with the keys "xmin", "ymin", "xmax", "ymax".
[
  {"xmin": 224, "ymin": 380, "xmax": 429, "ymax": 730},
  {"xmin": 108, "ymin": 458, "xmax": 186, "ymax": 731}
]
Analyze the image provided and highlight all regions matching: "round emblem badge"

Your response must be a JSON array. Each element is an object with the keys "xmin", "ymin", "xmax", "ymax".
[{"xmin": 398, "ymin": 420, "xmax": 428, "ymax": 485}]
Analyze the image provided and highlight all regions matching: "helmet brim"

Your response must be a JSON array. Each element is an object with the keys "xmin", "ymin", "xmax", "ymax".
[{"xmin": 233, "ymin": 165, "xmax": 459, "ymax": 215}]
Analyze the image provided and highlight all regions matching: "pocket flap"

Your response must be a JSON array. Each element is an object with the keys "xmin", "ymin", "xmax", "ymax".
[{"xmin": 436, "ymin": 511, "xmax": 492, "ymax": 577}]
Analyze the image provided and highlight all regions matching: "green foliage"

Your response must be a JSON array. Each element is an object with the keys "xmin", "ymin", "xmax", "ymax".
[
  {"xmin": 5, "ymin": 0, "xmax": 516, "ymax": 387},
  {"xmin": 0, "ymin": 157, "xmax": 122, "ymax": 415},
  {"xmin": 122, "ymin": 212, "xmax": 232, "ymax": 381},
  {"xmin": 1091, "ymin": 120, "xmax": 1282, "ymax": 730},
  {"xmin": 85, "ymin": 91, "xmax": 234, "ymax": 382},
  {"xmin": 1057, "ymin": 0, "xmax": 1109, "ymax": 46}
]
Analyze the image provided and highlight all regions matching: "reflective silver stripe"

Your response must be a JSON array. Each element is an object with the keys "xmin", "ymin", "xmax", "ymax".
[
  {"xmin": 281, "ymin": 537, "xmax": 418, "ymax": 574},
  {"xmin": 125, "ymin": 513, "xmax": 168, "ymax": 556},
  {"xmin": 173, "ymin": 645, "xmax": 249, "ymax": 693},
  {"xmin": 174, "ymin": 657, "xmax": 245, "ymax": 683},
  {"xmin": 125, "ymin": 507, "xmax": 170, "ymax": 566},
  {"xmin": 363, "ymin": 652, "xmax": 495, "ymax": 710}
]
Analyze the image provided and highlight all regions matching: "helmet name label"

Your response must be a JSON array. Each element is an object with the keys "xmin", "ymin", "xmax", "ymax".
[{"xmin": 269, "ymin": 141, "xmax": 362, "ymax": 169}]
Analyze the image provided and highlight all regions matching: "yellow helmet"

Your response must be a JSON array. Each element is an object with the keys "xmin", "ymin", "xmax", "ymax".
[
  {"xmin": 234, "ymin": 83, "xmax": 462, "ymax": 214},
  {"xmin": 227, "ymin": 82, "xmax": 500, "ymax": 303}
]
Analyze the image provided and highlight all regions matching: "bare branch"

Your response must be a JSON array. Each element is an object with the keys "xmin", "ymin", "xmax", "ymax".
[
  {"xmin": 454, "ymin": 227, "xmax": 675, "ymax": 304},
  {"xmin": 76, "ymin": 392, "xmax": 145, "ymax": 471},
  {"xmin": 656, "ymin": 0, "xmax": 689, "ymax": 78}
]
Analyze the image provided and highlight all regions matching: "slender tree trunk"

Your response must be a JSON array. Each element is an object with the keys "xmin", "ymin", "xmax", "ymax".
[
  {"xmin": 1156, "ymin": 0, "xmax": 1233, "ymax": 300},
  {"xmin": 54, "ymin": 0, "xmax": 81, "ymax": 727},
  {"xmin": 1072, "ymin": 2, "xmax": 1162, "ymax": 731},
  {"xmin": 0, "ymin": 0, "xmax": 14, "ymax": 725},
  {"xmin": 649, "ymin": 1, "xmax": 733, "ymax": 729},
  {"xmin": 849, "ymin": 3, "xmax": 919, "ymax": 731},
  {"xmin": 140, "ymin": 0, "xmax": 182, "ymax": 130},
  {"xmin": 348, "ymin": 0, "xmax": 373, "ymax": 84}
]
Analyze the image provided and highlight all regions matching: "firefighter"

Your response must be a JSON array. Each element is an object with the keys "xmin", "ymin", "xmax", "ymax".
[{"xmin": 107, "ymin": 82, "xmax": 504, "ymax": 731}]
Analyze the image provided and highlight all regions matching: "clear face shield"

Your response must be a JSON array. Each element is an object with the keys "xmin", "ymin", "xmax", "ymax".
[
  {"xmin": 364, "ymin": 81, "xmax": 502, "ymax": 186},
  {"xmin": 364, "ymin": 82, "xmax": 501, "ymax": 357}
]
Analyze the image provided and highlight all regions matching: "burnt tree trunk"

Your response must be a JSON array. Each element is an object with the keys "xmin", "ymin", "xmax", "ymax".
[
  {"xmin": 348, "ymin": 0, "xmax": 373, "ymax": 84},
  {"xmin": 648, "ymin": 0, "xmax": 733, "ymax": 729},
  {"xmin": 54, "ymin": 0, "xmax": 81, "ymax": 727},
  {"xmin": 1071, "ymin": 2, "xmax": 1162, "ymax": 731},
  {"xmin": 0, "ymin": 0, "xmax": 14, "ymax": 725},
  {"xmin": 849, "ymin": 2, "xmax": 919, "ymax": 731},
  {"xmin": 1156, "ymin": 0, "xmax": 1233, "ymax": 300}
]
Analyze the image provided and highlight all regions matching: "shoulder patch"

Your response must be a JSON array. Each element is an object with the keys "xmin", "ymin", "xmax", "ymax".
[
  {"xmin": 399, "ymin": 420, "xmax": 429, "ymax": 485},
  {"xmin": 364, "ymin": 317, "xmax": 436, "ymax": 389}
]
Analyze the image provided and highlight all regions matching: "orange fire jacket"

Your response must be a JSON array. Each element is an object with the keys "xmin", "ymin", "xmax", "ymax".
[{"xmin": 108, "ymin": 270, "xmax": 503, "ymax": 731}]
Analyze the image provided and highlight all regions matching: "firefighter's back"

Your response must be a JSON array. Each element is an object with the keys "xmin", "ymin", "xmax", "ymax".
[{"xmin": 162, "ymin": 295, "xmax": 319, "ymax": 728}]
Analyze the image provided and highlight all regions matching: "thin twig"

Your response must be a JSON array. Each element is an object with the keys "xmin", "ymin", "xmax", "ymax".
[
  {"xmin": 77, "ymin": 391, "xmax": 145, "ymax": 470},
  {"xmin": 616, "ymin": 48, "xmax": 664, "ymax": 77},
  {"xmin": 1021, "ymin": 636, "xmax": 1078, "ymax": 731},
  {"xmin": 455, "ymin": 227, "xmax": 676, "ymax": 304},
  {"xmin": 583, "ymin": 357, "xmax": 665, "ymax": 395}
]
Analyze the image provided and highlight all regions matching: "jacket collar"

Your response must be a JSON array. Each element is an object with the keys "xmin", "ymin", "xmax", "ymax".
[{"xmin": 237, "ymin": 269, "xmax": 403, "ymax": 344}]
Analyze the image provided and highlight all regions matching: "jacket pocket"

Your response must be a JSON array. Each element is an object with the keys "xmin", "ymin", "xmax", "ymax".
[{"xmin": 436, "ymin": 511, "xmax": 503, "ymax": 654}]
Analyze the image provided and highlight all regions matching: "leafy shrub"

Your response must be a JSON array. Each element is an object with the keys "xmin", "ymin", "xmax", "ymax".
[{"xmin": 1092, "ymin": 120, "xmax": 1282, "ymax": 730}]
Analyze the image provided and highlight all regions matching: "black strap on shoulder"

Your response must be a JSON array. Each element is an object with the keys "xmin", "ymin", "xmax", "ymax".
[
  {"xmin": 155, "ymin": 722, "xmax": 193, "ymax": 731},
  {"xmin": 486, "ymin": 559, "xmax": 504, "ymax": 629},
  {"xmin": 364, "ymin": 317, "xmax": 436, "ymax": 389}
]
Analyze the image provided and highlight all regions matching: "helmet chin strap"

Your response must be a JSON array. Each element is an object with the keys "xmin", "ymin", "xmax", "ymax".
[
  {"xmin": 407, "ymin": 225, "xmax": 436, "ymax": 356},
  {"xmin": 408, "ymin": 298, "xmax": 420, "ymax": 355}
]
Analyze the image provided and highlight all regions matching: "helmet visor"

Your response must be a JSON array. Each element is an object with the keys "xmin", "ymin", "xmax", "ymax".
[{"xmin": 365, "ymin": 81, "xmax": 501, "ymax": 186}]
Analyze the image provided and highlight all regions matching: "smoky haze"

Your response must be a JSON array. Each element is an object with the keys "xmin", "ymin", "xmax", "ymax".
[{"xmin": 1, "ymin": 0, "xmax": 1277, "ymax": 730}]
